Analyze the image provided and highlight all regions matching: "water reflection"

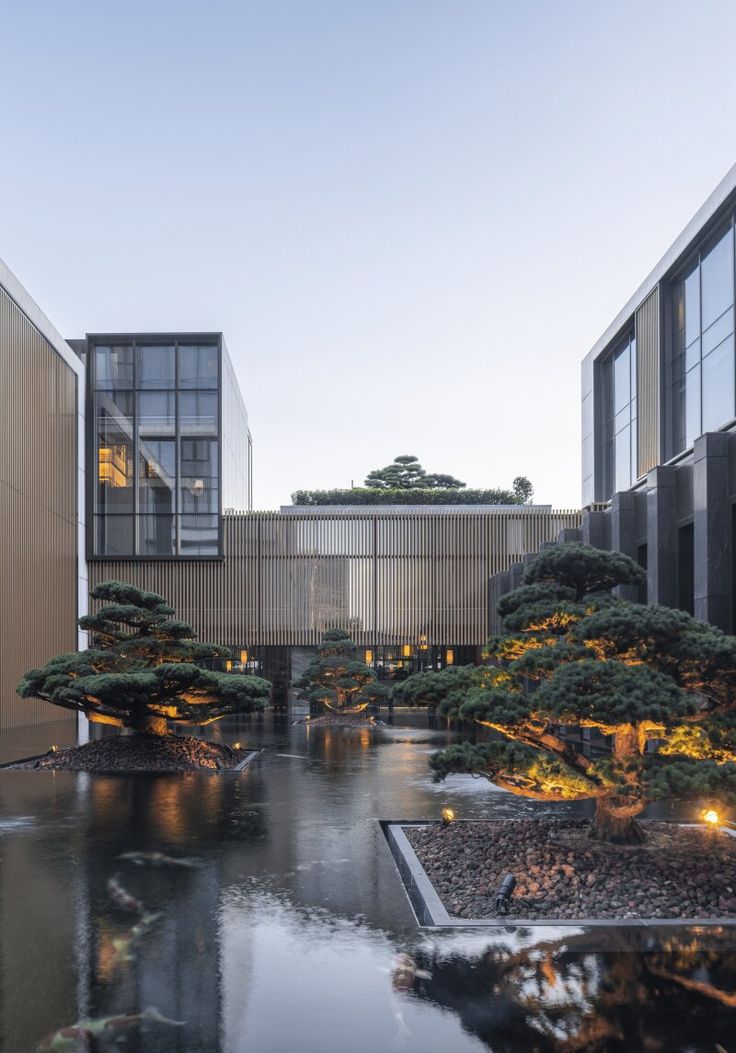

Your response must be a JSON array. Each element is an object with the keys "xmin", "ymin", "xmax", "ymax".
[{"xmin": 0, "ymin": 714, "xmax": 733, "ymax": 1052}]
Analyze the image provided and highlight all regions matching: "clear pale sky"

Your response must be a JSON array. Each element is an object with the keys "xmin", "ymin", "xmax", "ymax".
[{"xmin": 2, "ymin": 0, "xmax": 736, "ymax": 510}]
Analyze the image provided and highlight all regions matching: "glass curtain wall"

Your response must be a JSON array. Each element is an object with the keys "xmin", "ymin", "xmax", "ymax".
[
  {"xmin": 93, "ymin": 341, "xmax": 220, "ymax": 556},
  {"xmin": 602, "ymin": 333, "xmax": 637, "ymax": 498},
  {"xmin": 671, "ymin": 221, "xmax": 735, "ymax": 455}
]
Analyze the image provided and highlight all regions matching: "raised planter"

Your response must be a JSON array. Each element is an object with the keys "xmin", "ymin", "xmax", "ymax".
[{"xmin": 383, "ymin": 818, "xmax": 736, "ymax": 928}]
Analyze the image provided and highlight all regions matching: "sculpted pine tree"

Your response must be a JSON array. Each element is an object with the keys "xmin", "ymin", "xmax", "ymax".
[
  {"xmin": 365, "ymin": 455, "xmax": 466, "ymax": 491},
  {"xmin": 297, "ymin": 629, "xmax": 389, "ymax": 714},
  {"xmin": 18, "ymin": 581, "xmax": 271, "ymax": 734},
  {"xmin": 391, "ymin": 665, "xmax": 482, "ymax": 712},
  {"xmin": 413, "ymin": 543, "xmax": 736, "ymax": 844}
]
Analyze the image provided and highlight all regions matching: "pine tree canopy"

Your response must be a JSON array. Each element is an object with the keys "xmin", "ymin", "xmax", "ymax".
[
  {"xmin": 296, "ymin": 629, "xmax": 389, "ymax": 713},
  {"xmin": 401, "ymin": 542, "xmax": 736, "ymax": 843},
  {"xmin": 17, "ymin": 581, "xmax": 271, "ymax": 733}
]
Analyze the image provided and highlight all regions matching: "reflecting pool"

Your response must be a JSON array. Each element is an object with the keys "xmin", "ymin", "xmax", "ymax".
[{"xmin": 0, "ymin": 713, "xmax": 734, "ymax": 1051}]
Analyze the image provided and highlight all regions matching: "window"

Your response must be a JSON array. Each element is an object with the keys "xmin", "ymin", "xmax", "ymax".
[
  {"xmin": 91, "ymin": 340, "xmax": 222, "ymax": 556},
  {"xmin": 602, "ymin": 333, "xmax": 637, "ymax": 498},
  {"xmin": 671, "ymin": 222, "xmax": 735, "ymax": 455}
]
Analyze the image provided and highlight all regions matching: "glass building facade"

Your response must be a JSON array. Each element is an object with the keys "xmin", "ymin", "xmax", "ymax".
[
  {"xmin": 88, "ymin": 334, "xmax": 251, "ymax": 558},
  {"xmin": 586, "ymin": 200, "xmax": 736, "ymax": 504},
  {"xmin": 669, "ymin": 220, "xmax": 735, "ymax": 458}
]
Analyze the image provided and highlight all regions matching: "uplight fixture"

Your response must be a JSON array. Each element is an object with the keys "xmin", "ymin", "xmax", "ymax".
[
  {"xmin": 441, "ymin": 807, "xmax": 455, "ymax": 826},
  {"xmin": 703, "ymin": 808, "xmax": 720, "ymax": 828}
]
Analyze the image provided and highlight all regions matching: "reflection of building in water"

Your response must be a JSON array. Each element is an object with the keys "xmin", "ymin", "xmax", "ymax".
[
  {"xmin": 91, "ymin": 506, "xmax": 581, "ymax": 700},
  {"xmin": 41, "ymin": 772, "xmax": 270, "ymax": 1053}
]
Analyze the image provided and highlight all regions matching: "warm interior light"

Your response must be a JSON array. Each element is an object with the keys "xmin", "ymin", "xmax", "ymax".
[
  {"xmin": 225, "ymin": 660, "xmax": 233, "ymax": 671},
  {"xmin": 192, "ymin": 478, "xmax": 205, "ymax": 494},
  {"xmin": 98, "ymin": 445, "xmax": 127, "ymax": 487},
  {"xmin": 365, "ymin": 649, "xmax": 373, "ymax": 665},
  {"xmin": 446, "ymin": 649, "xmax": 454, "ymax": 665},
  {"xmin": 441, "ymin": 807, "xmax": 455, "ymax": 826},
  {"xmin": 240, "ymin": 649, "xmax": 248, "ymax": 665},
  {"xmin": 703, "ymin": 808, "xmax": 720, "ymax": 826},
  {"xmin": 402, "ymin": 644, "xmax": 412, "ymax": 658},
  {"xmin": 419, "ymin": 633, "xmax": 428, "ymax": 652}
]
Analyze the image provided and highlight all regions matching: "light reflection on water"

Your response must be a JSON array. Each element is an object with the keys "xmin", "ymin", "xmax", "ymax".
[{"xmin": 0, "ymin": 712, "xmax": 733, "ymax": 1052}]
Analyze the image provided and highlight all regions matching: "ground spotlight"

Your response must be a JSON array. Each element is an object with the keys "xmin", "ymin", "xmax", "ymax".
[
  {"xmin": 703, "ymin": 808, "xmax": 721, "ymax": 828},
  {"xmin": 441, "ymin": 807, "xmax": 455, "ymax": 826},
  {"xmin": 493, "ymin": 873, "xmax": 517, "ymax": 916}
]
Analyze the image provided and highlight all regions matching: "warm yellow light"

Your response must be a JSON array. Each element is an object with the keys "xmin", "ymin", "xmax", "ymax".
[
  {"xmin": 240, "ymin": 649, "xmax": 248, "ymax": 665},
  {"xmin": 441, "ymin": 807, "xmax": 455, "ymax": 826},
  {"xmin": 446, "ymin": 649, "xmax": 454, "ymax": 666},
  {"xmin": 703, "ymin": 809, "xmax": 720, "ymax": 826},
  {"xmin": 225, "ymin": 660, "xmax": 233, "ymax": 671},
  {"xmin": 98, "ymin": 445, "xmax": 127, "ymax": 487},
  {"xmin": 233, "ymin": 741, "xmax": 242, "ymax": 750},
  {"xmin": 49, "ymin": 744, "xmax": 58, "ymax": 753},
  {"xmin": 402, "ymin": 644, "xmax": 412, "ymax": 658},
  {"xmin": 365, "ymin": 649, "xmax": 373, "ymax": 664}
]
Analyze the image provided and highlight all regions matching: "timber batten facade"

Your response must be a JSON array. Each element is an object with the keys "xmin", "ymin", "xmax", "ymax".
[{"xmin": 90, "ymin": 506, "xmax": 582, "ymax": 648}]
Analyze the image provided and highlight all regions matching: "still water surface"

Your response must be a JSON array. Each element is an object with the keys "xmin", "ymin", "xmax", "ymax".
[{"xmin": 0, "ymin": 713, "xmax": 734, "ymax": 1052}]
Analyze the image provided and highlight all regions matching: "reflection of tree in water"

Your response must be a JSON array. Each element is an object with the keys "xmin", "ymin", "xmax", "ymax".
[{"xmin": 412, "ymin": 930, "xmax": 736, "ymax": 1051}]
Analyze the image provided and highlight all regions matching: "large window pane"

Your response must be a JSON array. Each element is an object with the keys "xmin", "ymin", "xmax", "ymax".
[
  {"xmin": 702, "ymin": 306, "xmax": 734, "ymax": 357},
  {"xmin": 615, "ymin": 425, "xmax": 631, "ymax": 493},
  {"xmin": 180, "ymin": 438, "xmax": 218, "ymax": 513},
  {"xmin": 96, "ymin": 390, "xmax": 134, "ymax": 515},
  {"xmin": 684, "ymin": 264, "xmax": 700, "ymax": 347},
  {"xmin": 702, "ymin": 336, "xmax": 735, "ymax": 432},
  {"xmin": 701, "ymin": 226, "xmax": 734, "ymax": 331},
  {"xmin": 137, "ymin": 345, "xmax": 175, "ymax": 389},
  {"xmin": 179, "ymin": 345, "xmax": 218, "ymax": 389},
  {"xmin": 138, "ymin": 514, "xmax": 176, "ymax": 556},
  {"xmin": 179, "ymin": 514, "xmax": 219, "ymax": 556},
  {"xmin": 94, "ymin": 514, "xmax": 134, "ymax": 556},
  {"xmin": 94, "ymin": 345, "xmax": 133, "ymax": 389},
  {"xmin": 179, "ymin": 391, "xmax": 217, "ymax": 434},
  {"xmin": 138, "ymin": 391, "xmax": 176, "ymax": 435},
  {"xmin": 139, "ymin": 439, "xmax": 176, "ymax": 515},
  {"xmin": 613, "ymin": 347, "xmax": 630, "ymax": 414},
  {"xmin": 685, "ymin": 366, "xmax": 701, "ymax": 449}
]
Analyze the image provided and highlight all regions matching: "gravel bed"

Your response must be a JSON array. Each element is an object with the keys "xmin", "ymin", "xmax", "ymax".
[
  {"xmin": 10, "ymin": 733, "xmax": 251, "ymax": 772},
  {"xmin": 294, "ymin": 714, "xmax": 377, "ymax": 728},
  {"xmin": 405, "ymin": 818, "xmax": 736, "ymax": 920}
]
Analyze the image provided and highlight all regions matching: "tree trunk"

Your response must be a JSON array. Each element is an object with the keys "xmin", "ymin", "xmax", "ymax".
[
  {"xmin": 129, "ymin": 715, "xmax": 170, "ymax": 736},
  {"xmin": 589, "ymin": 796, "xmax": 645, "ymax": 845}
]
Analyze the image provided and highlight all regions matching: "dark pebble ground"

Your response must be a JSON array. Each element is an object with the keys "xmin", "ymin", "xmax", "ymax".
[
  {"xmin": 406, "ymin": 818, "xmax": 736, "ymax": 920},
  {"xmin": 11, "ymin": 733, "xmax": 251, "ymax": 772}
]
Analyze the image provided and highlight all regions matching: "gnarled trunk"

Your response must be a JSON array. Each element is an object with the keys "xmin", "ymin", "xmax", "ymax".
[
  {"xmin": 589, "ymin": 795, "xmax": 645, "ymax": 845},
  {"xmin": 129, "ymin": 715, "xmax": 170, "ymax": 736}
]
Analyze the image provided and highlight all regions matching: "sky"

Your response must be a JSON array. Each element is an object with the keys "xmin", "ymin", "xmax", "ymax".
[{"xmin": 2, "ymin": 0, "xmax": 736, "ymax": 511}]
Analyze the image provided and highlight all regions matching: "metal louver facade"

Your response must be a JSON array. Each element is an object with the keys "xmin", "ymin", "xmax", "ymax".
[
  {"xmin": 0, "ymin": 281, "xmax": 81, "ymax": 731},
  {"xmin": 90, "ymin": 506, "xmax": 582, "ymax": 648},
  {"xmin": 635, "ymin": 286, "xmax": 660, "ymax": 479}
]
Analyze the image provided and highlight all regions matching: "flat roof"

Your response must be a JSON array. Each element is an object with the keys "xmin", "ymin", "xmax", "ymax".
[{"xmin": 583, "ymin": 160, "xmax": 736, "ymax": 370}]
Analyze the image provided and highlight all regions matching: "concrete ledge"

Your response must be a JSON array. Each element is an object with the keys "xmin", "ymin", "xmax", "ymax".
[{"xmin": 383, "ymin": 819, "xmax": 736, "ymax": 929}]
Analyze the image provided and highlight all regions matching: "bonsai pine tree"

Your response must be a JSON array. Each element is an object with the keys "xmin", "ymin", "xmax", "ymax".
[
  {"xmin": 391, "ymin": 665, "xmax": 482, "ymax": 711},
  {"xmin": 365, "ymin": 455, "xmax": 466, "ymax": 491},
  {"xmin": 416, "ymin": 543, "xmax": 736, "ymax": 844},
  {"xmin": 17, "ymin": 580, "xmax": 271, "ymax": 734},
  {"xmin": 296, "ymin": 629, "xmax": 389, "ymax": 714}
]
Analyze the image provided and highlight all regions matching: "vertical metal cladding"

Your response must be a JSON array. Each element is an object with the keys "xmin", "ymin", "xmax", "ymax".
[
  {"xmin": 89, "ymin": 507, "xmax": 582, "ymax": 648},
  {"xmin": 0, "ymin": 286, "xmax": 78, "ymax": 730},
  {"xmin": 636, "ymin": 286, "xmax": 660, "ymax": 479}
]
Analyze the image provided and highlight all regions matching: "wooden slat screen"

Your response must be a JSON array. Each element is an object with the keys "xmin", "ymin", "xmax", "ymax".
[
  {"xmin": 0, "ymin": 286, "xmax": 79, "ymax": 730},
  {"xmin": 636, "ymin": 286, "xmax": 660, "ymax": 479},
  {"xmin": 91, "ymin": 507, "xmax": 582, "ymax": 648}
]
